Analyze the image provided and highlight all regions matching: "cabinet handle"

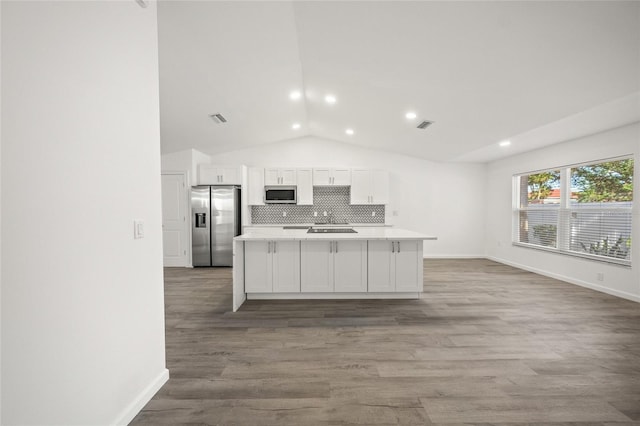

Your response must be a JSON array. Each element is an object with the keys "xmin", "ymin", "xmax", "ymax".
[
  {"xmin": 329, "ymin": 241, "xmax": 333, "ymax": 253},
  {"xmin": 391, "ymin": 241, "xmax": 395, "ymax": 253},
  {"xmin": 397, "ymin": 242, "xmax": 400, "ymax": 253},
  {"xmin": 267, "ymin": 241, "xmax": 271, "ymax": 253},
  {"xmin": 335, "ymin": 241, "xmax": 338, "ymax": 253},
  {"xmin": 273, "ymin": 241, "xmax": 277, "ymax": 253}
]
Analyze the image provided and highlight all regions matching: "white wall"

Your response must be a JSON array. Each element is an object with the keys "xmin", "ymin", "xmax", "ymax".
[
  {"xmin": 485, "ymin": 122, "xmax": 640, "ymax": 302},
  {"xmin": 161, "ymin": 148, "xmax": 211, "ymax": 186},
  {"xmin": 0, "ymin": 2, "xmax": 3, "ymax": 421},
  {"xmin": 207, "ymin": 136, "xmax": 487, "ymax": 257},
  {"xmin": 1, "ymin": 2, "xmax": 167, "ymax": 425}
]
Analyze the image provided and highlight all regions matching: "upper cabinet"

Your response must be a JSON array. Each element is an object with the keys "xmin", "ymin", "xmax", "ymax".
[
  {"xmin": 248, "ymin": 167, "xmax": 265, "ymax": 205},
  {"xmin": 265, "ymin": 168, "xmax": 296, "ymax": 186},
  {"xmin": 198, "ymin": 165, "xmax": 240, "ymax": 185},
  {"xmin": 248, "ymin": 167, "xmax": 312, "ymax": 205},
  {"xmin": 350, "ymin": 169, "xmax": 389, "ymax": 204},
  {"xmin": 312, "ymin": 168, "xmax": 351, "ymax": 186},
  {"xmin": 296, "ymin": 169, "xmax": 313, "ymax": 205}
]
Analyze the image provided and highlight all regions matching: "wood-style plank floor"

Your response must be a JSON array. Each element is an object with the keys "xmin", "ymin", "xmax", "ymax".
[{"xmin": 131, "ymin": 259, "xmax": 640, "ymax": 425}]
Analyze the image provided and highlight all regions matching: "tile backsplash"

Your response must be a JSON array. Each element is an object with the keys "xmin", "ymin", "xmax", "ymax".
[{"xmin": 251, "ymin": 186, "xmax": 385, "ymax": 224}]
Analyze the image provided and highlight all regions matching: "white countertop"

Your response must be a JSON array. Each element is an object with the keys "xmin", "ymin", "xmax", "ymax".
[{"xmin": 235, "ymin": 226, "xmax": 437, "ymax": 241}]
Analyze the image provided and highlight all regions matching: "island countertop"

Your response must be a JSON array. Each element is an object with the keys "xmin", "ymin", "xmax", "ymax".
[{"xmin": 234, "ymin": 227, "xmax": 437, "ymax": 241}]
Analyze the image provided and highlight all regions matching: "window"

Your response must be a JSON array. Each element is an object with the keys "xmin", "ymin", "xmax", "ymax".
[{"xmin": 514, "ymin": 157, "xmax": 634, "ymax": 266}]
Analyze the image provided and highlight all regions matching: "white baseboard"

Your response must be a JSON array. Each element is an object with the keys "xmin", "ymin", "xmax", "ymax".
[
  {"xmin": 424, "ymin": 254, "xmax": 486, "ymax": 259},
  {"xmin": 113, "ymin": 368, "xmax": 169, "ymax": 426},
  {"xmin": 247, "ymin": 292, "xmax": 421, "ymax": 300},
  {"xmin": 487, "ymin": 255, "xmax": 640, "ymax": 303}
]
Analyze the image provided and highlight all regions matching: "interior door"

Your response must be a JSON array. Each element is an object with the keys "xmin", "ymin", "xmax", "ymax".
[{"xmin": 161, "ymin": 173, "xmax": 188, "ymax": 267}]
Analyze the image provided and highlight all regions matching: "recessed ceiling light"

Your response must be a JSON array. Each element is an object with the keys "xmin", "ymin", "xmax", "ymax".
[
  {"xmin": 405, "ymin": 112, "xmax": 417, "ymax": 120},
  {"xmin": 499, "ymin": 140, "xmax": 511, "ymax": 147},
  {"xmin": 289, "ymin": 91, "xmax": 302, "ymax": 100},
  {"xmin": 345, "ymin": 128, "xmax": 354, "ymax": 135},
  {"xmin": 325, "ymin": 94, "xmax": 337, "ymax": 104},
  {"xmin": 292, "ymin": 123, "xmax": 301, "ymax": 130}
]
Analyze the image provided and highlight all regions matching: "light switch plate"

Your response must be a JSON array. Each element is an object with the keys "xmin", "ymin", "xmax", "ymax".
[{"xmin": 134, "ymin": 220, "xmax": 144, "ymax": 239}]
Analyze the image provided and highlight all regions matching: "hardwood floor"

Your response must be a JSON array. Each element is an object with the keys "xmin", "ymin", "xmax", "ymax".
[{"xmin": 130, "ymin": 259, "xmax": 640, "ymax": 425}]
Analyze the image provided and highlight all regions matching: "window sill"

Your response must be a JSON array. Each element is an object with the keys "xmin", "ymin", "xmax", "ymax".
[{"xmin": 512, "ymin": 242, "xmax": 631, "ymax": 268}]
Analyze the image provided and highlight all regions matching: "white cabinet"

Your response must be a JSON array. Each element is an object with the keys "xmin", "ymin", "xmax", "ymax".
[
  {"xmin": 296, "ymin": 169, "xmax": 313, "ymax": 205},
  {"xmin": 333, "ymin": 240, "xmax": 368, "ymax": 292},
  {"xmin": 350, "ymin": 169, "xmax": 389, "ymax": 204},
  {"xmin": 244, "ymin": 241, "xmax": 300, "ymax": 293},
  {"xmin": 248, "ymin": 167, "xmax": 265, "ymax": 205},
  {"xmin": 300, "ymin": 241, "xmax": 334, "ymax": 292},
  {"xmin": 265, "ymin": 168, "xmax": 296, "ymax": 185},
  {"xmin": 199, "ymin": 165, "xmax": 240, "ymax": 185},
  {"xmin": 312, "ymin": 168, "xmax": 351, "ymax": 186},
  {"xmin": 300, "ymin": 240, "xmax": 367, "ymax": 292},
  {"xmin": 368, "ymin": 240, "xmax": 422, "ymax": 292}
]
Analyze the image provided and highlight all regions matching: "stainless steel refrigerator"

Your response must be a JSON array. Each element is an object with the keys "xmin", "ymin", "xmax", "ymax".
[{"xmin": 191, "ymin": 186, "xmax": 241, "ymax": 267}]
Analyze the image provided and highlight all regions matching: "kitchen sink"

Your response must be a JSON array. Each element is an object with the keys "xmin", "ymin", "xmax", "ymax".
[{"xmin": 307, "ymin": 228, "xmax": 357, "ymax": 233}]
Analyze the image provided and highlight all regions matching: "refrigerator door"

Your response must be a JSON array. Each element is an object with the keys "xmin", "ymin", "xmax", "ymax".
[
  {"xmin": 211, "ymin": 186, "xmax": 239, "ymax": 266},
  {"xmin": 191, "ymin": 186, "xmax": 211, "ymax": 266}
]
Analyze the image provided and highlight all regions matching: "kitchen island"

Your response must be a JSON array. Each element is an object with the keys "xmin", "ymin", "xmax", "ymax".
[{"xmin": 232, "ymin": 227, "xmax": 437, "ymax": 311}]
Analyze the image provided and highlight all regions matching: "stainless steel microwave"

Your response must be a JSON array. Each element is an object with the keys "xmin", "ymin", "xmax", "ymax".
[{"xmin": 264, "ymin": 186, "xmax": 297, "ymax": 204}]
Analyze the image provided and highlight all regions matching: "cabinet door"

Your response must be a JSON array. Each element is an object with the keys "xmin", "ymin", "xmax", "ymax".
[
  {"xmin": 244, "ymin": 241, "xmax": 272, "ymax": 292},
  {"xmin": 272, "ymin": 241, "xmax": 300, "ymax": 293},
  {"xmin": 350, "ymin": 169, "xmax": 371, "ymax": 204},
  {"xmin": 219, "ymin": 167, "xmax": 240, "ymax": 185},
  {"xmin": 394, "ymin": 240, "xmax": 422, "ymax": 292},
  {"xmin": 300, "ymin": 241, "xmax": 333, "ymax": 292},
  {"xmin": 198, "ymin": 164, "xmax": 219, "ymax": 185},
  {"xmin": 280, "ymin": 169, "xmax": 297, "ymax": 185},
  {"xmin": 333, "ymin": 240, "xmax": 367, "ymax": 292},
  {"xmin": 248, "ymin": 167, "xmax": 265, "ymax": 205},
  {"xmin": 367, "ymin": 241, "xmax": 394, "ymax": 292},
  {"xmin": 296, "ymin": 169, "xmax": 313, "ymax": 205},
  {"xmin": 312, "ymin": 168, "xmax": 331, "ymax": 186},
  {"xmin": 264, "ymin": 168, "xmax": 280, "ymax": 185},
  {"xmin": 332, "ymin": 168, "xmax": 351, "ymax": 186},
  {"xmin": 370, "ymin": 170, "xmax": 389, "ymax": 204}
]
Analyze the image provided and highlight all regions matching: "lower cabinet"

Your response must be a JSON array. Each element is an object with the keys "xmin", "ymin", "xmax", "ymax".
[
  {"xmin": 368, "ymin": 240, "xmax": 422, "ymax": 292},
  {"xmin": 244, "ymin": 239, "xmax": 421, "ymax": 295},
  {"xmin": 301, "ymin": 240, "xmax": 367, "ymax": 292},
  {"xmin": 244, "ymin": 241, "xmax": 300, "ymax": 293}
]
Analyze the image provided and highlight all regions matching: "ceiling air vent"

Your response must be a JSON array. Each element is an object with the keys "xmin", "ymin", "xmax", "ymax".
[
  {"xmin": 417, "ymin": 120, "xmax": 433, "ymax": 130},
  {"xmin": 209, "ymin": 113, "xmax": 227, "ymax": 124}
]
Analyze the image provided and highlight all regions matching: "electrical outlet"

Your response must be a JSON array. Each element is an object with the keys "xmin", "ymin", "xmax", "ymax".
[
  {"xmin": 392, "ymin": 210, "xmax": 399, "ymax": 217},
  {"xmin": 323, "ymin": 211, "xmax": 327, "ymax": 216},
  {"xmin": 313, "ymin": 211, "xmax": 318, "ymax": 217},
  {"xmin": 597, "ymin": 272, "xmax": 604, "ymax": 282},
  {"xmin": 282, "ymin": 211, "xmax": 287, "ymax": 217},
  {"xmin": 372, "ymin": 211, "xmax": 376, "ymax": 217}
]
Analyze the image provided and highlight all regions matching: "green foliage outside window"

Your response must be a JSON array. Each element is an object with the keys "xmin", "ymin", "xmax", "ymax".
[
  {"xmin": 572, "ymin": 159, "xmax": 633, "ymax": 203},
  {"xmin": 527, "ymin": 171, "xmax": 560, "ymax": 202}
]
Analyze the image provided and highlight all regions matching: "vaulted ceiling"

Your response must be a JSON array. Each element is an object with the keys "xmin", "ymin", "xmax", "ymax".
[{"xmin": 157, "ymin": 1, "xmax": 640, "ymax": 162}]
